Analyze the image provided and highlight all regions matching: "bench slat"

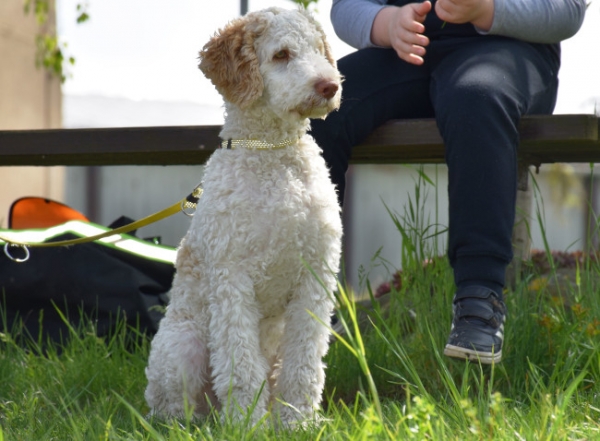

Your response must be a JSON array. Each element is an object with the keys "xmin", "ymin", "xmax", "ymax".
[
  {"xmin": 0, "ymin": 114, "xmax": 598, "ymax": 166},
  {"xmin": 0, "ymin": 125, "xmax": 221, "ymax": 166},
  {"xmin": 352, "ymin": 114, "xmax": 600, "ymax": 164}
]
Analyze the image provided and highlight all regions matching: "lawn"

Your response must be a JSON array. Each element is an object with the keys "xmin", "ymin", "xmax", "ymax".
[{"xmin": 1, "ymin": 172, "xmax": 600, "ymax": 440}]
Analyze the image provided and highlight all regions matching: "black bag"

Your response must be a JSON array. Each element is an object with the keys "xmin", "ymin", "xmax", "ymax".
[{"xmin": 0, "ymin": 209, "xmax": 175, "ymax": 346}]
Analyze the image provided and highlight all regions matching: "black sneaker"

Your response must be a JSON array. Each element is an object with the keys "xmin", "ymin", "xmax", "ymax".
[{"xmin": 443, "ymin": 286, "xmax": 506, "ymax": 364}]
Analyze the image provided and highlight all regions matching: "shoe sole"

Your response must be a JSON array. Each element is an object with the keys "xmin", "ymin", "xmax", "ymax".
[{"xmin": 443, "ymin": 344, "xmax": 502, "ymax": 364}]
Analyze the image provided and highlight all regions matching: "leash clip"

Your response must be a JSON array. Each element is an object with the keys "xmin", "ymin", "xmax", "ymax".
[
  {"xmin": 4, "ymin": 243, "xmax": 30, "ymax": 263},
  {"xmin": 181, "ymin": 185, "xmax": 203, "ymax": 217}
]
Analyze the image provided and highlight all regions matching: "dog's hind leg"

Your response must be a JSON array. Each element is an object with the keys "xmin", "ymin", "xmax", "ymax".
[
  {"xmin": 272, "ymin": 270, "xmax": 336, "ymax": 425},
  {"xmin": 145, "ymin": 268, "xmax": 216, "ymax": 418},
  {"xmin": 145, "ymin": 318, "xmax": 216, "ymax": 418},
  {"xmin": 207, "ymin": 268, "xmax": 271, "ymax": 424}
]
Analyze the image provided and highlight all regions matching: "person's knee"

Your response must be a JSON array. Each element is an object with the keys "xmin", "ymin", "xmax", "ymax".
[{"xmin": 438, "ymin": 78, "xmax": 518, "ymax": 123}]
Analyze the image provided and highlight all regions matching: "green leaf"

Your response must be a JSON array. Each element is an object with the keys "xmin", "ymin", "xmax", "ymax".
[{"xmin": 76, "ymin": 12, "xmax": 89, "ymax": 24}]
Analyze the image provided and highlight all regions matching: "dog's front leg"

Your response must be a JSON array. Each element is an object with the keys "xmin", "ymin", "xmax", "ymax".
[
  {"xmin": 273, "ymin": 273, "xmax": 335, "ymax": 426},
  {"xmin": 208, "ymin": 269, "xmax": 271, "ymax": 424}
]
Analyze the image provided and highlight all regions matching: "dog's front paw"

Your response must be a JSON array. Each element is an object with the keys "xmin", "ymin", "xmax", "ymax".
[
  {"xmin": 219, "ymin": 405, "xmax": 268, "ymax": 429},
  {"xmin": 272, "ymin": 402, "xmax": 325, "ymax": 430}
]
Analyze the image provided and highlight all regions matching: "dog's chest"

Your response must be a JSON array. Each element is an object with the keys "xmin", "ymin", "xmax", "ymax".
[
  {"xmin": 198, "ymin": 147, "xmax": 339, "ymax": 291},
  {"xmin": 239, "ymin": 154, "xmax": 326, "ymax": 251},
  {"xmin": 204, "ymin": 147, "xmax": 331, "ymax": 216}
]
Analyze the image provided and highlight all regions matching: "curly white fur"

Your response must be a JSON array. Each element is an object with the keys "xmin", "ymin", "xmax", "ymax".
[{"xmin": 144, "ymin": 7, "xmax": 343, "ymax": 427}]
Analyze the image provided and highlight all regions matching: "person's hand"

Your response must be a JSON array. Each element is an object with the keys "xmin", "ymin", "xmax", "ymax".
[
  {"xmin": 435, "ymin": 0, "xmax": 494, "ymax": 31},
  {"xmin": 371, "ymin": 1, "xmax": 432, "ymax": 65}
]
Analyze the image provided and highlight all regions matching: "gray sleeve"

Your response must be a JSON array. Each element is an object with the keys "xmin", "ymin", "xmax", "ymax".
[
  {"xmin": 482, "ymin": 0, "xmax": 587, "ymax": 43},
  {"xmin": 332, "ymin": 0, "xmax": 587, "ymax": 49},
  {"xmin": 331, "ymin": 0, "xmax": 388, "ymax": 49}
]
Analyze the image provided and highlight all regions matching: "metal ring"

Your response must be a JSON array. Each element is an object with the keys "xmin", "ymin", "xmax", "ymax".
[
  {"xmin": 180, "ymin": 200, "xmax": 196, "ymax": 217},
  {"xmin": 4, "ymin": 243, "xmax": 30, "ymax": 263}
]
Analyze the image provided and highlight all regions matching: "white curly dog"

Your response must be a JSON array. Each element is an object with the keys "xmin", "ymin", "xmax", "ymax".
[{"xmin": 144, "ymin": 7, "xmax": 343, "ymax": 426}]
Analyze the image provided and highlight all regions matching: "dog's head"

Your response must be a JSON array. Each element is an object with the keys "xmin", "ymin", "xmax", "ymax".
[{"xmin": 199, "ymin": 7, "xmax": 341, "ymax": 119}]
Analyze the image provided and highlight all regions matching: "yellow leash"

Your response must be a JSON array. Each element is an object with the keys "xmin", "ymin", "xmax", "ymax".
[
  {"xmin": 2, "ymin": 138, "xmax": 293, "ymax": 259},
  {"xmin": 0, "ymin": 186, "xmax": 203, "ymax": 251}
]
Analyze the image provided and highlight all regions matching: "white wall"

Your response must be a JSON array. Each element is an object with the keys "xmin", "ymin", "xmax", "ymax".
[{"xmin": 345, "ymin": 164, "xmax": 593, "ymax": 292}]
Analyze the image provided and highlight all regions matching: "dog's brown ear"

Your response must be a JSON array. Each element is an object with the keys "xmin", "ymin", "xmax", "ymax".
[
  {"xmin": 199, "ymin": 15, "xmax": 266, "ymax": 109},
  {"xmin": 320, "ymin": 31, "xmax": 337, "ymax": 69}
]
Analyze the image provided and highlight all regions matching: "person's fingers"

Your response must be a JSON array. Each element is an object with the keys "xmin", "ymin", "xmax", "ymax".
[
  {"xmin": 388, "ymin": 1, "xmax": 432, "ymax": 65},
  {"xmin": 393, "ymin": 39, "xmax": 427, "ymax": 65},
  {"xmin": 413, "ymin": 0, "xmax": 433, "ymax": 19}
]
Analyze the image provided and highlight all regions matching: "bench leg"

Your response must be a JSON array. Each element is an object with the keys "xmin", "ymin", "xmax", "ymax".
[{"xmin": 506, "ymin": 162, "xmax": 533, "ymax": 288}]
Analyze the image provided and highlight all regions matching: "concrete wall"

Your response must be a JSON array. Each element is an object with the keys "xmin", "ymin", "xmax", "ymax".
[
  {"xmin": 344, "ymin": 164, "xmax": 593, "ymax": 292},
  {"xmin": 0, "ymin": 0, "xmax": 63, "ymax": 227},
  {"xmin": 61, "ymin": 94, "xmax": 222, "ymax": 247}
]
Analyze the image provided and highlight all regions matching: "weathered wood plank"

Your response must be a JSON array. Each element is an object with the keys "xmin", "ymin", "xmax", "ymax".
[
  {"xmin": 0, "ymin": 114, "xmax": 598, "ymax": 166},
  {"xmin": 0, "ymin": 126, "xmax": 221, "ymax": 166},
  {"xmin": 352, "ymin": 114, "xmax": 600, "ymax": 164}
]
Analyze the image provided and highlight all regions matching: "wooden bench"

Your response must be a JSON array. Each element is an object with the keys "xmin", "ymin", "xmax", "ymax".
[
  {"xmin": 1, "ymin": 114, "xmax": 598, "ymax": 167},
  {"xmin": 1, "ymin": 113, "xmax": 599, "ymax": 280}
]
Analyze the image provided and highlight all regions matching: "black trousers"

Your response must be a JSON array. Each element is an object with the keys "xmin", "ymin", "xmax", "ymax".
[{"xmin": 310, "ymin": 30, "xmax": 560, "ymax": 294}]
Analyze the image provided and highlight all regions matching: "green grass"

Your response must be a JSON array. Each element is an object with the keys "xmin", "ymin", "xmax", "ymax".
[
  {"xmin": 2, "ymin": 168, "xmax": 600, "ymax": 439},
  {"xmin": 2, "ymin": 263, "xmax": 599, "ymax": 440}
]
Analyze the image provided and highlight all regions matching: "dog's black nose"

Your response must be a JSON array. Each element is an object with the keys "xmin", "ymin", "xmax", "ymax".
[{"xmin": 315, "ymin": 79, "xmax": 339, "ymax": 99}]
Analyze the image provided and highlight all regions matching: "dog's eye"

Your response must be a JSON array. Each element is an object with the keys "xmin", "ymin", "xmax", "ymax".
[{"xmin": 272, "ymin": 50, "xmax": 290, "ymax": 61}]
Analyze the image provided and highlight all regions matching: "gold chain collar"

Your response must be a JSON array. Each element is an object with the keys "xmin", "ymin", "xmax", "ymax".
[{"xmin": 220, "ymin": 138, "xmax": 297, "ymax": 150}]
